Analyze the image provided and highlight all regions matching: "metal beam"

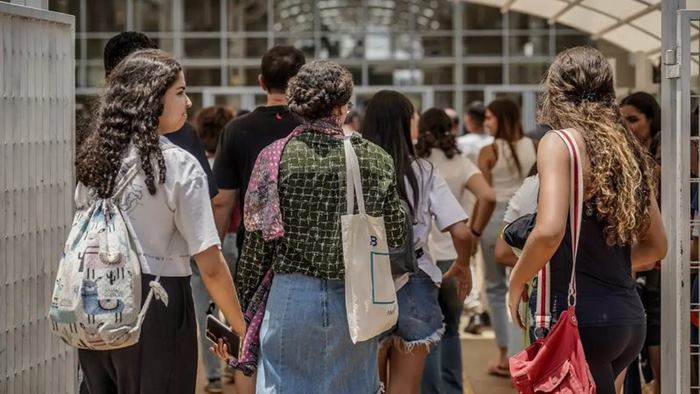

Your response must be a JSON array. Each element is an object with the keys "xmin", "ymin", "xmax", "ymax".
[
  {"xmin": 591, "ymin": 3, "xmax": 661, "ymax": 39},
  {"xmin": 547, "ymin": 0, "xmax": 584, "ymax": 25},
  {"xmin": 500, "ymin": 0, "xmax": 517, "ymax": 14}
]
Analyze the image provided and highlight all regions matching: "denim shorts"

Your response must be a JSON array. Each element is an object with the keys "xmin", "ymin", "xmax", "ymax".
[{"xmin": 387, "ymin": 270, "xmax": 445, "ymax": 350}]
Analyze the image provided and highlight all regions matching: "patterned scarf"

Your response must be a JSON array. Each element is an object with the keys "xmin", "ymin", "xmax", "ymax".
[
  {"xmin": 244, "ymin": 117, "xmax": 345, "ymax": 240},
  {"xmin": 230, "ymin": 117, "xmax": 345, "ymax": 375}
]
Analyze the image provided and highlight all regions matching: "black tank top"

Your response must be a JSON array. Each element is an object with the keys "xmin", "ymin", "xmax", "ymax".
[{"xmin": 539, "ymin": 208, "xmax": 645, "ymax": 328}]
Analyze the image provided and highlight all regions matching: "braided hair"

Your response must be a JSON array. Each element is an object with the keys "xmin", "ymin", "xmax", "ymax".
[{"xmin": 76, "ymin": 49, "xmax": 182, "ymax": 198}]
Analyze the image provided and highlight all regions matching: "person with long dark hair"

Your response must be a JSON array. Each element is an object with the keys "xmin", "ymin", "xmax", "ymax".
[
  {"xmin": 363, "ymin": 91, "xmax": 474, "ymax": 394},
  {"xmin": 508, "ymin": 46, "xmax": 667, "ymax": 394},
  {"xmin": 75, "ymin": 49, "xmax": 245, "ymax": 393},
  {"xmin": 416, "ymin": 108, "xmax": 496, "ymax": 394},
  {"xmin": 478, "ymin": 97, "xmax": 537, "ymax": 377},
  {"xmin": 620, "ymin": 91, "xmax": 663, "ymax": 394}
]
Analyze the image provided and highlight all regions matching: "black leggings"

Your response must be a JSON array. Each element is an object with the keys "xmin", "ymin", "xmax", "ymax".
[{"xmin": 579, "ymin": 324, "xmax": 646, "ymax": 394}]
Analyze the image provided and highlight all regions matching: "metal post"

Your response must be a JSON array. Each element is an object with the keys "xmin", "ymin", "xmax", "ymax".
[
  {"xmin": 661, "ymin": 1, "xmax": 687, "ymax": 393},
  {"xmin": 454, "ymin": 1, "xmax": 464, "ymax": 132}
]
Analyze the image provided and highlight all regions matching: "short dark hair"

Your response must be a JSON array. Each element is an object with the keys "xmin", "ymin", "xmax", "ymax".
[
  {"xmin": 466, "ymin": 101, "xmax": 485, "ymax": 125},
  {"xmin": 260, "ymin": 46, "xmax": 306, "ymax": 93},
  {"xmin": 104, "ymin": 32, "xmax": 158, "ymax": 76},
  {"xmin": 194, "ymin": 106, "xmax": 234, "ymax": 154}
]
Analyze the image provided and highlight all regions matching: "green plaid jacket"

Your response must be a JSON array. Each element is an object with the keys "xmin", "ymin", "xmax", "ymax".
[{"xmin": 236, "ymin": 132, "xmax": 406, "ymax": 308}]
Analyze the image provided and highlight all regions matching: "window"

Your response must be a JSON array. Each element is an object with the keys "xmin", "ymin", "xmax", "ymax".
[
  {"xmin": 463, "ymin": 36, "xmax": 503, "ymax": 56},
  {"xmin": 184, "ymin": 0, "xmax": 220, "ymax": 31},
  {"xmin": 86, "ymin": 0, "xmax": 126, "ymax": 32},
  {"xmin": 135, "ymin": 0, "xmax": 172, "ymax": 31},
  {"xmin": 229, "ymin": 0, "xmax": 268, "ymax": 31},
  {"xmin": 184, "ymin": 39, "xmax": 221, "ymax": 58},
  {"xmin": 464, "ymin": 65, "xmax": 503, "ymax": 84}
]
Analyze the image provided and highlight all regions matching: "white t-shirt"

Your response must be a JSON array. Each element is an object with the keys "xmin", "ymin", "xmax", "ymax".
[
  {"xmin": 425, "ymin": 149, "xmax": 481, "ymax": 262},
  {"xmin": 403, "ymin": 159, "xmax": 469, "ymax": 286},
  {"xmin": 75, "ymin": 138, "xmax": 221, "ymax": 277},
  {"xmin": 503, "ymin": 175, "xmax": 539, "ymax": 224},
  {"xmin": 457, "ymin": 133, "xmax": 494, "ymax": 164}
]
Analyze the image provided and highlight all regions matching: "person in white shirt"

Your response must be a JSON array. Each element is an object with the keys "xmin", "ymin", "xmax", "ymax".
[
  {"xmin": 457, "ymin": 102, "xmax": 494, "ymax": 164},
  {"xmin": 478, "ymin": 98, "xmax": 537, "ymax": 378},
  {"xmin": 74, "ymin": 49, "xmax": 245, "ymax": 394},
  {"xmin": 416, "ymin": 108, "xmax": 496, "ymax": 394},
  {"xmin": 363, "ymin": 91, "xmax": 475, "ymax": 394}
]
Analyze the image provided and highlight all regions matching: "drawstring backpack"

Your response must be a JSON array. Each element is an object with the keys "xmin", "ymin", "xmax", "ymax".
[{"xmin": 49, "ymin": 155, "xmax": 169, "ymax": 350}]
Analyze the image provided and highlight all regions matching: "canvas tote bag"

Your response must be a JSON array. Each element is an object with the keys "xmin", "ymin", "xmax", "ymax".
[{"xmin": 341, "ymin": 137, "xmax": 398, "ymax": 343}]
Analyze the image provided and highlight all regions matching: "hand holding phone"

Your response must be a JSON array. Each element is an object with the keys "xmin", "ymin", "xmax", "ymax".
[{"xmin": 206, "ymin": 314, "xmax": 240, "ymax": 359}]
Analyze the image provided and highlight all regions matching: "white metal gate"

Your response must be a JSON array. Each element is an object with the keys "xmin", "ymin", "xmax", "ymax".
[{"xmin": 0, "ymin": 2, "xmax": 77, "ymax": 393}]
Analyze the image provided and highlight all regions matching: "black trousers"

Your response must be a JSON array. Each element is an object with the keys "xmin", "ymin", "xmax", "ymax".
[
  {"xmin": 79, "ymin": 274, "xmax": 197, "ymax": 394},
  {"xmin": 579, "ymin": 324, "xmax": 646, "ymax": 394}
]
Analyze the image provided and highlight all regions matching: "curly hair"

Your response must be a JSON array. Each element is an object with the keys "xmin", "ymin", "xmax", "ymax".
[
  {"xmin": 286, "ymin": 60, "xmax": 353, "ymax": 121},
  {"xmin": 416, "ymin": 108, "xmax": 460, "ymax": 159},
  {"xmin": 539, "ymin": 46, "xmax": 655, "ymax": 246},
  {"xmin": 194, "ymin": 106, "xmax": 234, "ymax": 154},
  {"xmin": 76, "ymin": 49, "xmax": 182, "ymax": 198}
]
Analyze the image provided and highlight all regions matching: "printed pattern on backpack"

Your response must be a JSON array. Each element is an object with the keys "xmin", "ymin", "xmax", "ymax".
[{"xmin": 49, "ymin": 164, "xmax": 168, "ymax": 350}]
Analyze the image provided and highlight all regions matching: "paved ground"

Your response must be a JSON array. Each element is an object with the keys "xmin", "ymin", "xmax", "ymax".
[{"xmin": 195, "ymin": 321, "xmax": 516, "ymax": 394}]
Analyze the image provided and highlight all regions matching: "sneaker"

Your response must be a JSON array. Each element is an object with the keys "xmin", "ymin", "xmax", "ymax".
[
  {"xmin": 464, "ymin": 314, "xmax": 483, "ymax": 335},
  {"xmin": 204, "ymin": 379, "xmax": 223, "ymax": 393}
]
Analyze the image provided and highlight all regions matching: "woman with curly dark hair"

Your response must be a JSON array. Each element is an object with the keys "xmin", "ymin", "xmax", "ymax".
[
  {"xmin": 212, "ymin": 60, "xmax": 407, "ymax": 393},
  {"xmin": 416, "ymin": 108, "xmax": 496, "ymax": 394},
  {"xmin": 507, "ymin": 46, "xmax": 667, "ymax": 394},
  {"xmin": 75, "ymin": 49, "xmax": 245, "ymax": 394}
]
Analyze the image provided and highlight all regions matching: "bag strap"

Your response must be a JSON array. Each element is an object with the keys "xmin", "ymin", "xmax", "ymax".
[
  {"xmin": 533, "ymin": 129, "xmax": 584, "ymax": 337},
  {"xmin": 344, "ymin": 137, "xmax": 366, "ymax": 215}
]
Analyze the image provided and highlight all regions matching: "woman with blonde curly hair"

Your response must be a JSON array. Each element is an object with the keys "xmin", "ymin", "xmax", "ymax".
[
  {"xmin": 75, "ymin": 49, "xmax": 245, "ymax": 393},
  {"xmin": 507, "ymin": 46, "xmax": 667, "ymax": 394}
]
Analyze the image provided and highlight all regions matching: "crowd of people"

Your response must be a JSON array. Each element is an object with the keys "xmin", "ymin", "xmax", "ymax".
[{"xmin": 71, "ymin": 31, "xmax": 668, "ymax": 394}]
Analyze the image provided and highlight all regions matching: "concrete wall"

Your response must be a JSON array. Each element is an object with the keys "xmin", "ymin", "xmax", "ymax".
[{"xmin": 0, "ymin": 3, "xmax": 76, "ymax": 392}]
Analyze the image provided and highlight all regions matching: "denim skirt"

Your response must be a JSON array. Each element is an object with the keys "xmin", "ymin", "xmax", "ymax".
[{"xmin": 256, "ymin": 273, "xmax": 381, "ymax": 394}]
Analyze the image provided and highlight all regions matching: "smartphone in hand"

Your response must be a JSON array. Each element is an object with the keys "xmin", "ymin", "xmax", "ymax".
[{"xmin": 206, "ymin": 315, "xmax": 240, "ymax": 357}]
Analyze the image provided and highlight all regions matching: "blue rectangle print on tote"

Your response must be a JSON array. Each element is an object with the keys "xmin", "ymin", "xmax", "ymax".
[{"xmin": 370, "ymin": 251, "xmax": 395, "ymax": 304}]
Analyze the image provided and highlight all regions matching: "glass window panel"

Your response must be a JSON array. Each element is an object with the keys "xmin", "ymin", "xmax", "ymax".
[
  {"xmin": 434, "ymin": 91, "xmax": 455, "ymax": 110},
  {"xmin": 229, "ymin": 0, "xmax": 268, "ymax": 31},
  {"xmin": 87, "ymin": 39, "xmax": 115, "ymax": 61},
  {"xmin": 510, "ymin": 34, "xmax": 550, "ymax": 57},
  {"xmin": 319, "ymin": 34, "xmax": 365, "ymax": 59},
  {"xmin": 214, "ymin": 95, "xmax": 243, "ymax": 112},
  {"xmin": 423, "ymin": 65, "xmax": 454, "ymax": 85},
  {"xmin": 274, "ymin": 36, "xmax": 316, "ymax": 59},
  {"xmin": 421, "ymin": 36, "xmax": 453, "ymax": 58},
  {"xmin": 86, "ymin": 0, "xmax": 127, "ymax": 32},
  {"xmin": 343, "ymin": 66, "xmax": 362, "ymax": 86},
  {"xmin": 509, "ymin": 11, "xmax": 548, "ymax": 30},
  {"xmin": 368, "ymin": 65, "xmax": 394, "ymax": 85},
  {"xmin": 87, "ymin": 65, "xmax": 105, "ymax": 87},
  {"xmin": 153, "ymin": 38, "xmax": 174, "ymax": 53},
  {"xmin": 229, "ymin": 38, "xmax": 269, "ymax": 59},
  {"xmin": 464, "ymin": 65, "xmax": 503, "ymax": 84},
  {"xmin": 510, "ymin": 63, "xmax": 549, "ymax": 84},
  {"xmin": 463, "ymin": 3, "xmax": 502, "ymax": 30},
  {"xmin": 184, "ymin": 39, "xmax": 221, "ymax": 58},
  {"xmin": 414, "ymin": 3, "xmax": 453, "ymax": 31},
  {"xmin": 185, "ymin": 68, "xmax": 221, "ymax": 86},
  {"xmin": 187, "ymin": 93, "xmax": 203, "ymax": 119},
  {"xmin": 135, "ymin": 0, "xmax": 173, "ymax": 31},
  {"xmin": 274, "ymin": 0, "xmax": 315, "ymax": 33},
  {"xmin": 228, "ymin": 67, "xmax": 261, "ymax": 86},
  {"xmin": 49, "ymin": 0, "xmax": 81, "ymax": 28},
  {"xmin": 555, "ymin": 33, "xmax": 593, "ymax": 53},
  {"xmin": 463, "ymin": 36, "xmax": 503, "ymax": 55},
  {"xmin": 184, "ymin": 0, "xmax": 220, "ymax": 31}
]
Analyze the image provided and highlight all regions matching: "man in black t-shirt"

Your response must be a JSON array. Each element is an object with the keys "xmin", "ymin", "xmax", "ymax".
[
  {"xmin": 213, "ymin": 46, "xmax": 305, "ymax": 252},
  {"xmin": 102, "ymin": 32, "xmax": 218, "ymax": 199}
]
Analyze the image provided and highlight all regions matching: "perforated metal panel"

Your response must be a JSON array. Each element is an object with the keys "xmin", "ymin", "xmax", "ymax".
[{"xmin": 0, "ymin": 3, "xmax": 76, "ymax": 393}]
